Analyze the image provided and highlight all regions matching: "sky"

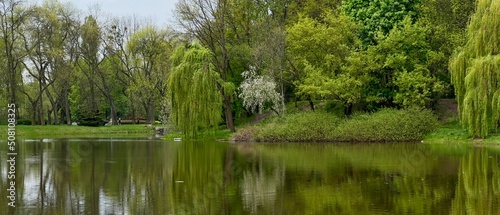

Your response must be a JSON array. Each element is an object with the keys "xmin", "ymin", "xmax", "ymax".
[{"xmin": 48, "ymin": 0, "xmax": 179, "ymax": 27}]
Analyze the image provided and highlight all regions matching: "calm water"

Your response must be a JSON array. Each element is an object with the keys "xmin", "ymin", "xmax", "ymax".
[{"xmin": 0, "ymin": 139, "xmax": 499, "ymax": 215}]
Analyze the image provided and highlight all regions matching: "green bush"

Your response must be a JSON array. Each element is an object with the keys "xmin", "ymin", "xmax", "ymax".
[
  {"xmin": 234, "ymin": 107, "xmax": 438, "ymax": 142},
  {"xmin": 333, "ymin": 108, "xmax": 438, "ymax": 142},
  {"xmin": 78, "ymin": 116, "xmax": 107, "ymax": 127},
  {"xmin": 255, "ymin": 112, "xmax": 341, "ymax": 142},
  {"xmin": 17, "ymin": 119, "xmax": 32, "ymax": 125}
]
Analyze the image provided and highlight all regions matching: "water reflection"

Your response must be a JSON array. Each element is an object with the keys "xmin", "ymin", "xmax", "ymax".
[
  {"xmin": 451, "ymin": 148, "xmax": 500, "ymax": 214},
  {"xmin": 0, "ymin": 140, "xmax": 499, "ymax": 214}
]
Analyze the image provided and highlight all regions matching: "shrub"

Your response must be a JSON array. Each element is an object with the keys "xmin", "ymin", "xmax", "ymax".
[
  {"xmin": 334, "ymin": 108, "xmax": 438, "ymax": 142},
  {"xmin": 231, "ymin": 126, "xmax": 258, "ymax": 142},
  {"xmin": 78, "ymin": 116, "xmax": 107, "ymax": 127},
  {"xmin": 17, "ymin": 119, "xmax": 32, "ymax": 125},
  {"xmin": 233, "ymin": 107, "xmax": 438, "ymax": 142},
  {"xmin": 254, "ymin": 111, "xmax": 341, "ymax": 142}
]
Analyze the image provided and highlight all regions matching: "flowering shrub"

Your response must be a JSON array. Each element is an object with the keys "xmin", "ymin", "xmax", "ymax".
[{"xmin": 238, "ymin": 66, "xmax": 283, "ymax": 115}]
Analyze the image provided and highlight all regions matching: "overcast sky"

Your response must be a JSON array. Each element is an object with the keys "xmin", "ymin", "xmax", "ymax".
[{"xmin": 39, "ymin": 0, "xmax": 179, "ymax": 27}]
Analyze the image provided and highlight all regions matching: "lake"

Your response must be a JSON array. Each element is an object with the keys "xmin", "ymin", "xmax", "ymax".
[{"xmin": 1, "ymin": 138, "xmax": 499, "ymax": 214}]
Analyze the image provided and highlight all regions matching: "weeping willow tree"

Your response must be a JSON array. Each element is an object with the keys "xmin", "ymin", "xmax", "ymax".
[
  {"xmin": 449, "ymin": 0, "xmax": 500, "ymax": 137},
  {"xmin": 168, "ymin": 43, "xmax": 222, "ymax": 137}
]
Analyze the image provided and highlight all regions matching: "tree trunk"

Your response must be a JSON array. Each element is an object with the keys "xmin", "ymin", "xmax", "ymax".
[
  {"xmin": 131, "ymin": 104, "xmax": 137, "ymax": 124},
  {"xmin": 38, "ymin": 80, "xmax": 45, "ymax": 125},
  {"xmin": 54, "ymin": 106, "xmax": 59, "ymax": 125},
  {"xmin": 9, "ymin": 66, "xmax": 17, "ymax": 106},
  {"xmin": 308, "ymin": 97, "xmax": 315, "ymax": 111},
  {"xmin": 46, "ymin": 91, "xmax": 59, "ymax": 125},
  {"xmin": 90, "ymin": 79, "xmax": 97, "ymax": 112},
  {"xmin": 64, "ymin": 90, "xmax": 71, "ymax": 125},
  {"xmin": 146, "ymin": 98, "xmax": 155, "ymax": 124},
  {"xmin": 110, "ymin": 100, "xmax": 118, "ymax": 125},
  {"xmin": 31, "ymin": 102, "xmax": 37, "ymax": 125},
  {"xmin": 223, "ymin": 96, "xmax": 235, "ymax": 132},
  {"xmin": 47, "ymin": 109, "xmax": 52, "ymax": 125},
  {"xmin": 38, "ymin": 101, "xmax": 45, "ymax": 125},
  {"xmin": 344, "ymin": 102, "xmax": 353, "ymax": 117}
]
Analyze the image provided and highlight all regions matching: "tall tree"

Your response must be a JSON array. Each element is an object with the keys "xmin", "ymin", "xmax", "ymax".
[
  {"xmin": 0, "ymin": 0, "xmax": 29, "ymax": 109},
  {"xmin": 176, "ymin": 0, "xmax": 236, "ymax": 132},
  {"xmin": 126, "ymin": 26, "xmax": 173, "ymax": 124},
  {"xmin": 418, "ymin": 0, "xmax": 476, "ymax": 97},
  {"xmin": 78, "ymin": 15, "xmax": 102, "ymax": 118},
  {"xmin": 104, "ymin": 16, "xmax": 143, "ymax": 123},
  {"xmin": 20, "ymin": 3, "xmax": 64, "ymax": 125},
  {"xmin": 168, "ymin": 43, "xmax": 222, "ymax": 137},
  {"xmin": 287, "ymin": 12, "xmax": 361, "ymax": 114},
  {"xmin": 449, "ymin": 0, "xmax": 500, "ymax": 137},
  {"xmin": 51, "ymin": 1, "xmax": 80, "ymax": 125},
  {"xmin": 346, "ymin": 18, "xmax": 445, "ymax": 110}
]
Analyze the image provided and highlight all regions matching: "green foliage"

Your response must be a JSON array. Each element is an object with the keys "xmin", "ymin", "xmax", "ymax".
[
  {"xmin": 0, "ymin": 0, "xmax": 477, "ymax": 135},
  {"xmin": 417, "ymin": 0, "xmax": 475, "ymax": 98},
  {"xmin": 347, "ymin": 17, "xmax": 446, "ymax": 108},
  {"xmin": 285, "ymin": 0, "xmax": 342, "ymax": 23},
  {"xmin": 254, "ymin": 112, "xmax": 341, "ymax": 142},
  {"xmin": 335, "ymin": 107, "xmax": 438, "ymax": 142},
  {"xmin": 287, "ymin": 12, "xmax": 362, "ymax": 106},
  {"xmin": 125, "ymin": 26, "xmax": 174, "ymax": 123},
  {"xmin": 168, "ymin": 43, "xmax": 223, "ymax": 137},
  {"xmin": 342, "ymin": 0, "xmax": 420, "ymax": 45},
  {"xmin": 80, "ymin": 16, "xmax": 101, "ymax": 62},
  {"xmin": 324, "ymin": 101, "xmax": 346, "ymax": 117},
  {"xmin": 234, "ymin": 108, "xmax": 438, "ymax": 142},
  {"xmin": 287, "ymin": 13, "xmax": 358, "ymax": 72},
  {"xmin": 394, "ymin": 67, "xmax": 445, "ymax": 107},
  {"xmin": 419, "ymin": 0, "xmax": 475, "ymax": 31},
  {"xmin": 449, "ymin": 0, "xmax": 500, "ymax": 137},
  {"xmin": 78, "ymin": 115, "xmax": 106, "ymax": 127},
  {"xmin": 17, "ymin": 119, "xmax": 32, "ymax": 125}
]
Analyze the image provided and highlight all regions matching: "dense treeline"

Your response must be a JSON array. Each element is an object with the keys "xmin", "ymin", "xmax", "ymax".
[
  {"xmin": 1, "ymin": 0, "xmax": 175, "ymax": 126},
  {"xmin": 0, "ymin": 0, "xmax": 487, "ymax": 136}
]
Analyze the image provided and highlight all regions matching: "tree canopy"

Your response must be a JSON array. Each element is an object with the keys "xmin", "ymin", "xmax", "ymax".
[{"xmin": 0, "ymin": 0, "xmax": 487, "ymax": 137}]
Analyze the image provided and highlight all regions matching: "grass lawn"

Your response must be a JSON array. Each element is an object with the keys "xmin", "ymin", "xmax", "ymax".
[
  {"xmin": 0, "ymin": 124, "xmax": 155, "ymax": 139},
  {"xmin": 423, "ymin": 120, "xmax": 500, "ymax": 145}
]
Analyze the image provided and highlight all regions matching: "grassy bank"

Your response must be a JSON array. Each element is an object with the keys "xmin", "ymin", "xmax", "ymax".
[
  {"xmin": 423, "ymin": 120, "xmax": 500, "ymax": 144},
  {"xmin": 0, "ymin": 124, "xmax": 155, "ymax": 139},
  {"xmin": 232, "ymin": 108, "xmax": 438, "ymax": 142}
]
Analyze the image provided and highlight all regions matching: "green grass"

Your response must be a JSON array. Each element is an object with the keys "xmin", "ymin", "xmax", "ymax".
[
  {"xmin": 0, "ymin": 124, "xmax": 155, "ymax": 139},
  {"xmin": 423, "ymin": 119, "xmax": 500, "ymax": 144}
]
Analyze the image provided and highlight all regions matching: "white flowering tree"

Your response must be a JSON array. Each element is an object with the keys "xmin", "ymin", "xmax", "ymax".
[{"xmin": 238, "ymin": 66, "xmax": 284, "ymax": 116}]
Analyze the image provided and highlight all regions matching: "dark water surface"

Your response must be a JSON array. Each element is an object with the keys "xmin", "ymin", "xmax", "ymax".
[{"xmin": 1, "ymin": 139, "xmax": 499, "ymax": 215}]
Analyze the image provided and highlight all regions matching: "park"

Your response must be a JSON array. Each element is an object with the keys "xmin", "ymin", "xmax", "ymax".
[{"xmin": 1, "ymin": 0, "xmax": 500, "ymax": 214}]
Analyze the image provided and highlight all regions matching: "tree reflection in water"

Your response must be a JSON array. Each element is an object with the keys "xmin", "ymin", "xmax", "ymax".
[
  {"xmin": 451, "ymin": 148, "xmax": 500, "ymax": 214},
  {"xmin": 1, "ymin": 140, "xmax": 500, "ymax": 215}
]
